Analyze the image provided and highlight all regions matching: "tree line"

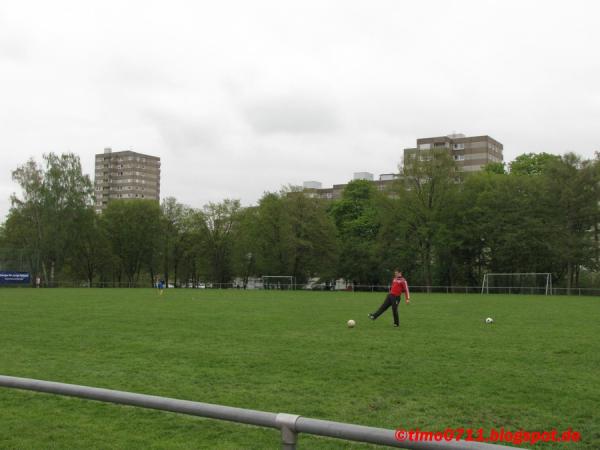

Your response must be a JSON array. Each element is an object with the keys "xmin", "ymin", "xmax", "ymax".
[{"xmin": 1, "ymin": 151, "xmax": 599, "ymax": 289}]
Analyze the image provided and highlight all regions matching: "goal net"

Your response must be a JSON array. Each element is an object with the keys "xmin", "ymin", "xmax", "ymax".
[
  {"xmin": 481, "ymin": 273, "xmax": 552, "ymax": 295},
  {"xmin": 262, "ymin": 276, "xmax": 295, "ymax": 290}
]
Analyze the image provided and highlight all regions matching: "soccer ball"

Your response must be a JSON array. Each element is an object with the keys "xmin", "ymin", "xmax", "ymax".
[
  {"xmin": 485, "ymin": 317, "xmax": 494, "ymax": 324},
  {"xmin": 347, "ymin": 319, "xmax": 356, "ymax": 328}
]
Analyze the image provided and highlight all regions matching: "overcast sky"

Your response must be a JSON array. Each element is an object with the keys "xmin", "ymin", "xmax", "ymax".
[{"xmin": 1, "ymin": 0, "xmax": 599, "ymax": 220}]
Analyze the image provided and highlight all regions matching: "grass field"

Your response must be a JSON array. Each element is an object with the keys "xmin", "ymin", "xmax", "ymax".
[{"xmin": 0, "ymin": 289, "xmax": 598, "ymax": 449}]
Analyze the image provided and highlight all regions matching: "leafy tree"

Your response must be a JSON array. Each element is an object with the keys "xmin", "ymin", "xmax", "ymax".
[
  {"xmin": 68, "ymin": 207, "xmax": 112, "ymax": 286},
  {"xmin": 176, "ymin": 208, "xmax": 207, "ymax": 286},
  {"xmin": 252, "ymin": 193, "xmax": 291, "ymax": 276},
  {"xmin": 197, "ymin": 200, "xmax": 242, "ymax": 284},
  {"xmin": 483, "ymin": 162, "xmax": 506, "ymax": 175},
  {"xmin": 395, "ymin": 150, "xmax": 458, "ymax": 288},
  {"xmin": 2, "ymin": 211, "xmax": 35, "ymax": 275},
  {"xmin": 249, "ymin": 189, "xmax": 338, "ymax": 283},
  {"xmin": 509, "ymin": 152, "xmax": 560, "ymax": 175},
  {"xmin": 376, "ymin": 195, "xmax": 419, "ymax": 284},
  {"xmin": 102, "ymin": 200, "xmax": 162, "ymax": 285},
  {"xmin": 329, "ymin": 180, "xmax": 384, "ymax": 285},
  {"xmin": 8, "ymin": 153, "xmax": 93, "ymax": 285},
  {"xmin": 160, "ymin": 197, "xmax": 190, "ymax": 287},
  {"xmin": 465, "ymin": 173, "xmax": 556, "ymax": 276},
  {"xmin": 231, "ymin": 206, "xmax": 260, "ymax": 286},
  {"xmin": 542, "ymin": 153, "xmax": 598, "ymax": 290},
  {"xmin": 283, "ymin": 189, "xmax": 338, "ymax": 282}
]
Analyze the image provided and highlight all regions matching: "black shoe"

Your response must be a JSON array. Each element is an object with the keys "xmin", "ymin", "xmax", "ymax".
[{"xmin": 368, "ymin": 313, "xmax": 375, "ymax": 320}]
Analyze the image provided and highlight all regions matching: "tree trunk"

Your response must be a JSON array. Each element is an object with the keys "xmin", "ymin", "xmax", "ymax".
[
  {"xmin": 424, "ymin": 243, "xmax": 432, "ymax": 293},
  {"xmin": 174, "ymin": 259, "xmax": 178, "ymax": 288},
  {"xmin": 87, "ymin": 262, "xmax": 94, "ymax": 287},
  {"xmin": 595, "ymin": 221, "xmax": 599, "ymax": 266},
  {"xmin": 566, "ymin": 262, "xmax": 572, "ymax": 295},
  {"xmin": 149, "ymin": 267, "xmax": 155, "ymax": 288},
  {"xmin": 41, "ymin": 261, "xmax": 48, "ymax": 288}
]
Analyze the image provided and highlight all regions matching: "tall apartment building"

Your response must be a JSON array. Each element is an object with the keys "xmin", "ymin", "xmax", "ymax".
[
  {"xmin": 94, "ymin": 148, "xmax": 161, "ymax": 213},
  {"xmin": 403, "ymin": 134, "xmax": 503, "ymax": 172}
]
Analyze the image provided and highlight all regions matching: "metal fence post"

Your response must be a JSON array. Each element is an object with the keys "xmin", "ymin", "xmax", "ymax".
[{"xmin": 276, "ymin": 413, "xmax": 300, "ymax": 449}]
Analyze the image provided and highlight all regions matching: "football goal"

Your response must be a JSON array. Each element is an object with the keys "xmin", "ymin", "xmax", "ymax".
[
  {"xmin": 261, "ymin": 275, "xmax": 295, "ymax": 290},
  {"xmin": 481, "ymin": 273, "xmax": 552, "ymax": 295}
]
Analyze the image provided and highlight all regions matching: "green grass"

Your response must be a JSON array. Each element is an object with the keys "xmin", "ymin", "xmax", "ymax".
[{"xmin": 0, "ymin": 289, "xmax": 598, "ymax": 449}]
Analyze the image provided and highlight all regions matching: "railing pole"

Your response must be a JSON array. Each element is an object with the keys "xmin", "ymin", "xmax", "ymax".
[
  {"xmin": 276, "ymin": 413, "xmax": 300, "ymax": 450},
  {"xmin": 0, "ymin": 375, "xmax": 524, "ymax": 450}
]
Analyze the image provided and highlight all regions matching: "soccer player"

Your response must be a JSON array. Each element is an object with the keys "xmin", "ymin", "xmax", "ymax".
[{"xmin": 368, "ymin": 269, "xmax": 410, "ymax": 327}]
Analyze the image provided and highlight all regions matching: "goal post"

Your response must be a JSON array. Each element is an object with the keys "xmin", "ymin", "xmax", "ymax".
[
  {"xmin": 261, "ymin": 275, "xmax": 295, "ymax": 290},
  {"xmin": 481, "ymin": 273, "xmax": 552, "ymax": 295}
]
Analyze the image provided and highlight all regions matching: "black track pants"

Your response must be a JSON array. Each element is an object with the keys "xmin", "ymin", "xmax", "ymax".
[{"xmin": 372, "ymin": 294, "xmax": 400, "ymax": 325}]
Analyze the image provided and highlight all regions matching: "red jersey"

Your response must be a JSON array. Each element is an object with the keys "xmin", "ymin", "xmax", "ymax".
[{"xmin": 390, "ymin": 276, "xmax": 409, "ymax": 298}]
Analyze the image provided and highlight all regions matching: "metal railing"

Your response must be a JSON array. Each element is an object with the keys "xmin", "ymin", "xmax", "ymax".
[{"xmin": 0, "ymin": 375, "xmax": 521, "ymax": 449}]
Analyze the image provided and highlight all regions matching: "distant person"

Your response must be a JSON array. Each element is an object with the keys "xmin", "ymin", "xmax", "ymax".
[
  {"xmin": 36, "ymin": 276, "xmax": 41, "ymax": 288},
  {"xmin": 368, "ymin": 269, "xmax": 410, "ymax": 327},
  {"xmin": 158, "ymin": 278, "xmax": 165, "ymax": 295}
]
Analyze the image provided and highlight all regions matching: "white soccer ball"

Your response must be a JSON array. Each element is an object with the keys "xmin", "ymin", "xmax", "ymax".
[
  {"xmin": 485, "ymin": 317, "xmax": 494, "ymax": 324},
  {"xmin": 347, "ymin": 319, "xmax": 356, "ymax": 328}
]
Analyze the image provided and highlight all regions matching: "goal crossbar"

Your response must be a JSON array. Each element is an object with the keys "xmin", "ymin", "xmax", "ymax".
[{"xmin": 261, "ymin": 275, "xmax": 295, "ymax": 290}]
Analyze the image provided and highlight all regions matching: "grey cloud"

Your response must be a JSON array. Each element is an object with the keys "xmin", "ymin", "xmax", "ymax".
[
  {"xmin": 243, "ymin": 95, "xmax": 339, "ymax": 135},
  {"xmin": 0, "ymin": 29, "xmax": 30, "ymax": 63},
  {"xmin": 142, "ymin": 109, "xmax": 218, "ymax": 154},
  {"xmin": 102, "ymin": 58, "xmax": 181, "ymax": 90}
]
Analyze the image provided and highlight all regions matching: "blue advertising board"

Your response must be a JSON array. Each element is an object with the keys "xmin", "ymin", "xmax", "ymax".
[{"xmin": 0, "ymin": 272, "xmax": 31, "ymax": 285}]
